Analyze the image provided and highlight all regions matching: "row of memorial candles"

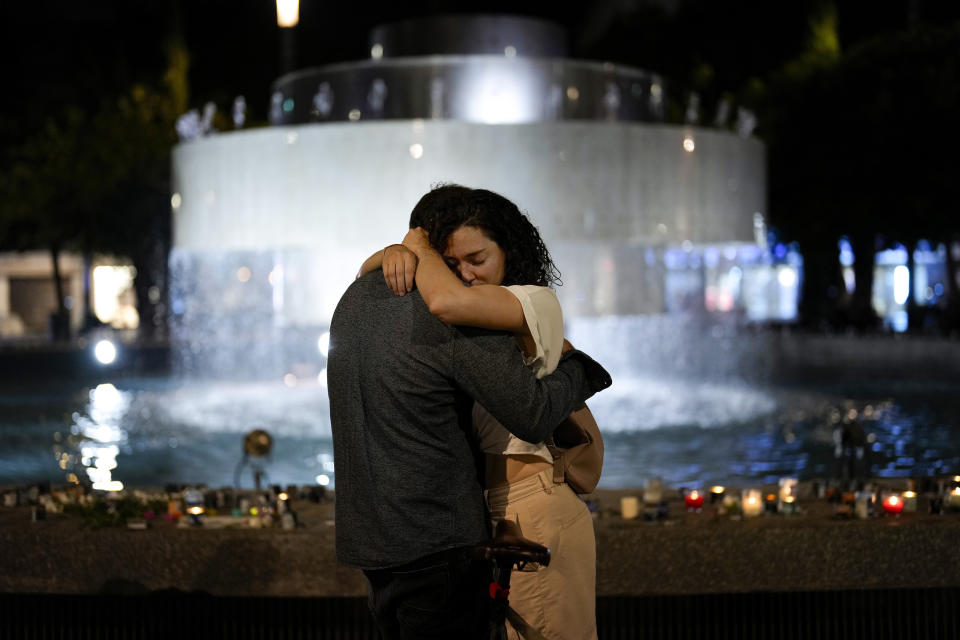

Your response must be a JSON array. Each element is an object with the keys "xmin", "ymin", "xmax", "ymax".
[{"xmin": 617, "ymin": 477, "xmax": 947, "ymax": 520}]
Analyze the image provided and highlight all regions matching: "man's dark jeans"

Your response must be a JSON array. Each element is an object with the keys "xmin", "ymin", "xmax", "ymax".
[{"xmin": 363, "ymin": 546, "xmax": 490, "ymax": 639}]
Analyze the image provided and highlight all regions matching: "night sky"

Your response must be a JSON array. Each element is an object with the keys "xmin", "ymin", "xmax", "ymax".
[{"xmin": 2, "ymin": 0, "xmax": 956, "ymax": 142}]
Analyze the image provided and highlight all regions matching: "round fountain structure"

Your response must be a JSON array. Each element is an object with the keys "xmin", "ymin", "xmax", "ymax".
[
  {"xmin": 171, "ymin": 15, "xmax": 766, "ymax": 375},
  {"xmin": 164, "ymin": 15, "xmax": 796, "ymax": 488}
]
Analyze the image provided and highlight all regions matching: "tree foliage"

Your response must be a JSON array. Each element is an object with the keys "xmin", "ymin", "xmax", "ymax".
[
  {"xmin": 762, "ymin": 23, "xmax": 960, "ymax": 331},
  {"xmin": 0, "ymin": 39, "xmax": 188, "ymax": 339}
]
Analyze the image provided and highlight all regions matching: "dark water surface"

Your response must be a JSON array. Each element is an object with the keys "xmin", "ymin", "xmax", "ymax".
[{"xmin": 2, "ymin": 372, "xmax": 957, "ymax": 490}]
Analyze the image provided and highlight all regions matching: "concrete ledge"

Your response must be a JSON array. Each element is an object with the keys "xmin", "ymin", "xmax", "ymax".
[{"xmin": 3, "ymin": 491, "xmax": 959, "ymax": 597}]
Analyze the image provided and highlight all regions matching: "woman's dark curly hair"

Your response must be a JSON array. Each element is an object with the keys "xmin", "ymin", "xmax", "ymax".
[{"xmin": 410, "ymin": 185, "xmax": 561, "ymax": 288}]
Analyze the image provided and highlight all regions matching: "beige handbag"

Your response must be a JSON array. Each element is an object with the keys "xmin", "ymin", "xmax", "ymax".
[{"xmin": 546, "ymin": 403, "xmax": 604, "ymax": 494}]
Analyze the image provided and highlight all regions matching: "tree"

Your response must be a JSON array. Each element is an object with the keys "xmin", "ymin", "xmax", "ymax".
[
  {"xmin": 0, "ymin": 39, "xmax": 188, "ymax": 340},
  {"xmin": 762, "ymin": 22, "xmax": 960, "ymax": 331}
]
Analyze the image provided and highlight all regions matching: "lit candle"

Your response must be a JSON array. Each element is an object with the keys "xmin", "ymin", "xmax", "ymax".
[
  {"xmin": 882, "ymin": 494, "xmax": 904, "ymax": 515},
  {"xmin": 780, "ymin": 496, "xmax": 797, "ymax": 515},
  {"xmin": 949, "ymin": 487, "xmax": 960, "ymax": 509},
  {"xmin": 721, "ymin": 493, "xmax": 740, "ymax": 516},
  {"xmin": 684, "ymin": 489, "xmax": 705, "ymax": 511},
  {"xmin": 742, "ymin": 490, "xmax": 763, "ymax": 517},
  {"xmin": 187, "ymin": 505, "xmax": 205, "ymax": 526},
  {"xmin": 902, "ymin": 490, "xmax": 917, "ymax": 513},
  {"xmin": 764, "ymin": 493, "xmax": 778, "ymax": 514},
  {"xmin": 620, "ymin": 496, "xmax": 640, "ymax": 520},
  {"xmin": 710, "ymin": 486, "xmax": 725, "ymax": 504}
]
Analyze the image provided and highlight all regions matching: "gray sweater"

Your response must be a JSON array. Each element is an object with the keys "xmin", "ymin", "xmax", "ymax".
[{"xmin": 328, "ymin": 273, "xmax": 611, "ymax": 569}]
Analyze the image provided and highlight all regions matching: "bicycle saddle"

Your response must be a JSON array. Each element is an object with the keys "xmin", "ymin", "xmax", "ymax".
[{"xmin": 475, "ymin": 519, "xmax": 551, "ymax": 567}]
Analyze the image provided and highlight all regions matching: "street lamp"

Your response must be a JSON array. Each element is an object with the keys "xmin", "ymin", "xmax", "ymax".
[
  {"xmin": 276, "ymin": 0, "xmax": 299, "ymax": 27},
  {"xmin": 277, "ymin": 0, "xmax": 299, "ymax": 75}
]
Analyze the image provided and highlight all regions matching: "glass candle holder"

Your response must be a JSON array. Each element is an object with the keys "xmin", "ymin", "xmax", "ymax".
[
  {"xmin": 684, "ymin": 489, "xmax": 705, "ymax": 511},
  {"xmin": 643, "ymin": 478, "xmax": 663, "ymax": 506},
  {"xmin": 742, "ymin": 489, "xmax": 763, "ymax": 517},
  {"xmin": 882, "ymin": 494, "xmax": 904, "ymax": 515},
  {"xmin": 902, "ymin": 490, "xmax": 918, "ymax": 513},
  {"xmin": 709, "ymin": 486, "xmax": 725, "ymax": 504}
]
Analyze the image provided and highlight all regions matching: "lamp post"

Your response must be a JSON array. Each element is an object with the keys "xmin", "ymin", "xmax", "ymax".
[{"xmin": 276, "ymin": 0, "xmax": 299, "ymax": 75}]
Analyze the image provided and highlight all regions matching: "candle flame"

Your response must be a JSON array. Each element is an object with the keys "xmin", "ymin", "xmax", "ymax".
[
  {"xmin": 903, "ymin": 491, "xmax": 916, "ymax": 498},
  {"xmin": 783, "ymin": 496, "xmax": 795, "ymax": 503},
  {"xmin": 886, "ymin": 496, "xmax": 899, "ymax": 506},
  {"xmin": 187, "ymin": 506, "xmax": 204, "ymax": 516},
  {"xmin": 710, "ymin": 486, "xmax": 725, "ymax": 494},
  {"xmin": 689, "ymin": 490, "xmax": 700, "ymax": 499},
  {"xmin": 953, "ymin": 487, "xmax": 960, "ymax": 496},
  {"xmin": 278, "ymin": 492, "xmax": 289, "ymax": 501}
]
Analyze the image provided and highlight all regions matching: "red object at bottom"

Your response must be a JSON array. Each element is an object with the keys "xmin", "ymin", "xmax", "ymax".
[{"xmin": 489, "ymin": 582, "xmax": 510, "ymax": 600}]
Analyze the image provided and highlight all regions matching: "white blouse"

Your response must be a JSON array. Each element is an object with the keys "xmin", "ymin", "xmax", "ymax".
[{"xmin": 472, "ymin": 284, "xmax": 564, "ymax": 462}]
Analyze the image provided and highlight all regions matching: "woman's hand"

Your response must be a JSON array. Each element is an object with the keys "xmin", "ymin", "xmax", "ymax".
[
  {"xmin": 402, "ymin": 227, "xmax": 433, "ymax": 258},
  {"xmin": 382, "ymin": 244, "xmax": 418, "ymax": 295}
]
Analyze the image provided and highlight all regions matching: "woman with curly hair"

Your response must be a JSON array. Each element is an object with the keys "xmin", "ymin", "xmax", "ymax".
[{"xmin": 358, "ymin": 185, "xmax": 600, "ymax": 640}]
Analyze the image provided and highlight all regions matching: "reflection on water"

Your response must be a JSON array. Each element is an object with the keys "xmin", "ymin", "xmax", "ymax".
[
  {"xmin": 1, "ymin": 374, "xmax": 957, "ymax": 489},
  {"xmin": 70, "ymin": 384, "xmax": 130, "ymax": 491}
]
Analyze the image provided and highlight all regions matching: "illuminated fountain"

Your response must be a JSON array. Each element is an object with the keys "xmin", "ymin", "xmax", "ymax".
[
  {"xmin": 170, "ymin": 15, "xmax": 773, "ymax": 362},
  {"xmin": 161, "ymin": 15, "xmax": 792, "ymax": 486}
]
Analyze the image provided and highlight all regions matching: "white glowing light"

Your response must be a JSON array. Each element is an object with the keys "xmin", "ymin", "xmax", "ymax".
[
  {"xmin": 92, "ymin": 480, "xmax": 124, "ymax": 492},
  {"xmin": 504, "ymin": 45, "xmax": 517, "ymax": 58},
  {"xmin": 348, "ymin": 109, "xmax": 361, "ymax": 121},
  {"xmin": 94, "ymin": 340, "xmax": 117, "ymax": 365},
  {"xmin": 409, "ymin": 143, "xmax": 423, "ymax": 159},
  {"xmin": 683, "ymin": 136, "xmax": 695, "ymax": 152},
  {"xmin": 465, "ymin": 70, "xmax": 535, "ymax": 124},
  {"xmin": 316, "ymin": 474, "xmax": 330, "ymax": 486},
  {"xmin": 893, "ymin": 265, "xmax": 910, "ymax": 305},
  {"xmin": 777, "ymin": 267, "xmax": 798, "ymax": 288},
  {"xmin": 317, "ymin": 331, "xmax": 330, "ymax": 356},
  {"xmin": 286, "ymin": 131, "xmax": 298, "ymax": 145},
  {"xmin": 371, "ymin": 43, "xmax": 383, "ymax": 59},
  {"xmin": 283, "ymin": 373, "xmax": 298, "ymax": 388},
  {"xmin": 318, "ymin": 368, "xmax": 328, "ymax": 388},
  {"xmin": 237, "ymin": 266, "xmax": 251, "ymax": 283},
  {"xmin": 171, "ymin": 193, "xmax": 182, "ymax": 210},
  {"xmin": 276, "ymin": 0, "xmax": 299, "ymax": 27},
  {"xmin": 92, "ymin": 266, "xmax": 137, "ymax": 327}
]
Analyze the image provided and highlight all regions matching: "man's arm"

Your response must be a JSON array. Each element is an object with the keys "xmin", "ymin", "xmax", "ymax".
[{"xmin": 450, "ymin": 327, "xmax": 611, "ymax": 444}]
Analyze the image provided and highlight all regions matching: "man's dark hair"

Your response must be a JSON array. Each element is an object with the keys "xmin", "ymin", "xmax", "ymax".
[{"xmin": 414, "ymin": 186, "xmax": 560, "ymax": 288}]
